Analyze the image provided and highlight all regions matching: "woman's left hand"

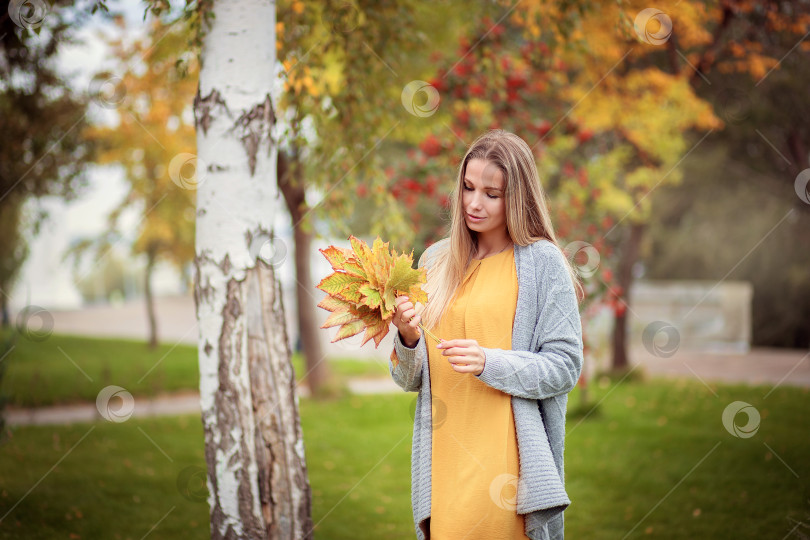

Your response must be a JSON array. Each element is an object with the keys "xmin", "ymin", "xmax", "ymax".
[{"xmin": 436, "ymin": 339, "xmax": 486, "ymax": 376}]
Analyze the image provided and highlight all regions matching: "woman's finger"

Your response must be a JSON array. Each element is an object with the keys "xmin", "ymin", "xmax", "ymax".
[
  {"xmin": 446, "ymin": 352, "xmax": 472, "ymax": 362},
  {"xmin": 452, "ymin": 363, "xmax": 476, "ymax": 373},
  {"xmin": 437, "ymin": 339, "xmax": 465, "ymax": 349}
]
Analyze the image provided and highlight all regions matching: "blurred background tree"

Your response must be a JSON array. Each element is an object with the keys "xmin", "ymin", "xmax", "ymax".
[
  {"xmin": 381, "ymin": 1, "xmax": 720, "ymax": 374},
  {"xmin": 640, "ymin": 0, "xmax": 810, "ymax": 348},
  {"xmin": 0, "ymin": 202, "xmax": 29, "ymax": 327},
  {"xmin": 67, "ymin": 18, "xmax": 196, "ymax": 349},
  {"xmin": 0, "ymin": 0, "xmax": 98, "ymax": 327},
  {"xmin": 274, "ymin": 0, "xmax": 477, "ymax": 394},
  {"xmin": 378, "ymin": 0, "xmax": 810, "ymax": 372}
]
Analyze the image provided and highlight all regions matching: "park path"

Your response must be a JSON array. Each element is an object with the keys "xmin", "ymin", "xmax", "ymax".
[
  {"xmin": 5, "ymin": 346, "xmax": 808, "ymax": 426},
  {"xmin": 626, "ymin": 345, "xmax": 810, "ymax": 389},
  {"xmin": 4, "ymin": 378, "xmax": 402, "ymax": 426}
]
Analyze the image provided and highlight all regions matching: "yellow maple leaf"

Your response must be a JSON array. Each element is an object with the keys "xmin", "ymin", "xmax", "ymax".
[{"xmin": 316, "ymin": 235, "xmax": 439, "ymax": 348}]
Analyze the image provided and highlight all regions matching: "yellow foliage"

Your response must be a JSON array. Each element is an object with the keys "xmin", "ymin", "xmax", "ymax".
[
  {"xmin": 568, "ymin": 67, "xmax": 720, "ymax": 163},
  {"xmin": 83, "ymin": 21, "xmax": 197, "ymax": 268},
  {"xmin": 468, "ymin": 98, "xmax": 493, "ymax": 122},
  {"xmin": 596, "ymin": 188, "xmax": 636, "ymax": 217},
  {"xmin": 669, "ymin": 1, "xmax": 715, "ymax": 48},
  {"xmin": 746, "ymin": 54, "xmax": 781, "ymax": 80}
]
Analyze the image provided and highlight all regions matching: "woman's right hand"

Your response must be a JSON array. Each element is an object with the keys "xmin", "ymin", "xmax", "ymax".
[{"xmin": 393, "ymin": 296, "xmax": 422, "ymax": 348}]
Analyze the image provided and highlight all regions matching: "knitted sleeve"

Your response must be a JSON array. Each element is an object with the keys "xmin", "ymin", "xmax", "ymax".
[{"xmin": 477, "ymin": 242, "xmax": 584, "ymax": 400}]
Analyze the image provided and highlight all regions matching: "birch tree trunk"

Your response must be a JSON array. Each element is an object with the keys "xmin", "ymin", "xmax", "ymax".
[{"xmin": 192, "ymin": 1, "xmax": 313, "ymax": 538}]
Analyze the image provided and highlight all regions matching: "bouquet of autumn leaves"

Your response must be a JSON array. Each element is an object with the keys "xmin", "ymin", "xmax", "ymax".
[{"xmin": 317, "ymin": 235, "xmax": 438, "ymax": 347}]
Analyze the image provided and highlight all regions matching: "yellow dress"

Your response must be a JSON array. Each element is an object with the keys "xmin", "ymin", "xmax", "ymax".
[{"xmin": 428, "ymin": 245, "xmax": 529, "ymax": 539}]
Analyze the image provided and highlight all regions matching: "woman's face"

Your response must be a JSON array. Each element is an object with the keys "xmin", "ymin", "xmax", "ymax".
[{"xmin": 462, "ymin": 158, "xmax": 507, "ymax": 236}]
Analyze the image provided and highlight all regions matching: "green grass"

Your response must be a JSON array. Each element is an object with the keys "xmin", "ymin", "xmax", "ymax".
[
  {"xmin": 0, "ymin": 333, "xmax": 389, "ymax": 408},
  {"xmin": 564, "ymin": 377, "xmax": 810, "ymax": 538},
  {"xmin": 0, "ymin": 394, "xmax": 414, "ymax": 540},
  {"xmin": 1, "ymin": 377, "xmax": 808, "ymax": 539}
]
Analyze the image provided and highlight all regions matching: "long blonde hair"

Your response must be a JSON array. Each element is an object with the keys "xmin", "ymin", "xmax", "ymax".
[{"xmin": 420, "ymin": 129, "xmax": 584, "ymax": 332}]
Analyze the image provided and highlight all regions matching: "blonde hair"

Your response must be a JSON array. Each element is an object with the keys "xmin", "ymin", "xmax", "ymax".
[{"xmin": 420, "ymin": 129, "xmax": 584, "ymax": 333}]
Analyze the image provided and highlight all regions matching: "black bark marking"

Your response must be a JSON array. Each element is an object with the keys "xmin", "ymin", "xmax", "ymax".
[
  {"xmin": 219, "ymin": 253, "xmax": 232, "ymax": 275},
  {"xmin": 194, "ymin": 88, "xmax": 229, "ymax": 136},
  {"xmin": 234, "ymin": 93, "xmax": 275, "ymax": 176},
  {"xmin": 193, "ymin": 253, "xmax": 217, "ymax": 311}
]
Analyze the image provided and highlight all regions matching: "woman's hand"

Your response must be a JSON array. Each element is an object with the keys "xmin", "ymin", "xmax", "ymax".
[
  {"xmin": 393, "ymin": 296, "xmax": 422, "ymax": 348},
  {"xmin": 436, "ymin": 339, "xmax": 486, "ymax": 376}
]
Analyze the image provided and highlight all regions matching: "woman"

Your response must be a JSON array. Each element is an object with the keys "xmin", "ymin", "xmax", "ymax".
[{"xmin": 390, "ymin": 129, "xmax": 584, "ymax": 540}]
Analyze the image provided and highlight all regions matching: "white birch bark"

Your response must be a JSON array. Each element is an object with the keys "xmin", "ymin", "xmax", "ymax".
[{"xmin": 192, "ymin": 0, "xmax": 312, "ymax": 538}]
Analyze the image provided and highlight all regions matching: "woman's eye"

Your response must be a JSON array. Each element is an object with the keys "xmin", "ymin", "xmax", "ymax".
[
  {"xmin": 463, "ymin": 185, "xmax": 473, "ymax": 191},
  {"xmin": 487, "ymin": 193, "xmax": 498, "ymax": 199}
]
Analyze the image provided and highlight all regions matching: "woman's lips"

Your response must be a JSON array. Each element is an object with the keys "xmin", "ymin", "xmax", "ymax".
[{"xmin": 467, "ymin": 213, "xmax": 485, "ymax": 222}]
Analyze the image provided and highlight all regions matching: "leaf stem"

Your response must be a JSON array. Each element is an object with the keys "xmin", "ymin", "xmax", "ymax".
[{"xmin": 418, "ymin": 323, "xmax": 443, "ymax": 344}]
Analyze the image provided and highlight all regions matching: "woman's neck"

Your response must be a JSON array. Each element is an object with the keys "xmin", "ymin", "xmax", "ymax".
[{"xmin": 474, "ymin": 232, "xmax": 513, "ymax": 259}]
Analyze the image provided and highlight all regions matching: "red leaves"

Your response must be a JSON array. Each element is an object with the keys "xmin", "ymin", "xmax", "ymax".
[
  {"xmin": 402, "ymin": 178, "xmax": 421, "ymax": 192},
  {"xmin": 562, "ymin": 161, "xmax": 576, "ymax": 178},
  {"xmin": 456, "ymin": 109, "xmax": 470, "ymax": 126},
  {"xmin": 577, "ymin": 128, "xmax": 594, "ymax": 144},
  {"xmin": 577, "ymin": 168, "xmax": 589, "ymax": 187},
  {"xmin": 429, "ymin": 77, "xmax": 446, "ymax": 92},
  {"xmin": 506, "ymin": 74, "xmax": 527, "ymax": 91},
  {"xmin": 419, "ymin": 134, "xmax": 443, "ymax": 157},
  {"xmin": 453, "ymin": 62, "xmax": 473, "ymax": 77},
  {"xmin": 424, "ymin": 175, "xmax": 438, "ymax": 196}
]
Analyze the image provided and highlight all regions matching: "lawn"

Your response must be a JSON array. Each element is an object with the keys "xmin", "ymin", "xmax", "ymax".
[
  {"xmin": 0, "ymin": 333, "xmax": 389, "ymax": 408},
  {"xmin": 1, "ymin": 377, "xmax": 808, "ymax": 539}
]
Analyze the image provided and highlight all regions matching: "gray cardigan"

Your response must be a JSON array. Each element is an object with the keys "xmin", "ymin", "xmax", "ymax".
[{"xmin": 389, "ymin": 237, "xmax": 584, "ymax": 540}]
